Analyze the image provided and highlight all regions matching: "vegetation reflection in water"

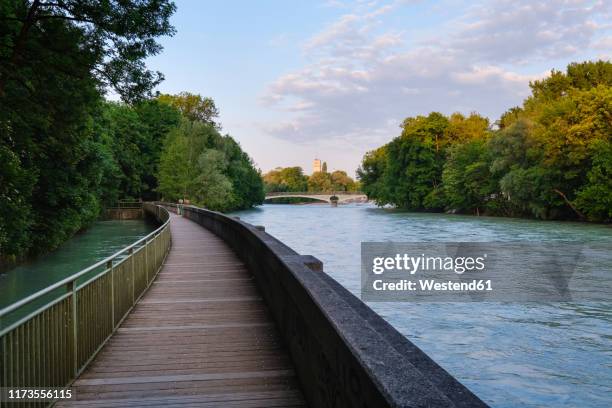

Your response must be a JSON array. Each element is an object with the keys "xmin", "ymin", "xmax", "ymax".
[
  {"xmin": 0, "ymin": 219, "xmax": 156, "ymax": 310},
  {"xmin": 232, "ymin": 203, "xmax": 612, "ymax": 408}
]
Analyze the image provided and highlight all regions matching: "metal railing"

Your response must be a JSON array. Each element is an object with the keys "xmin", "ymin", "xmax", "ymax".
[{"xmin": 0, "ymin": 203, "xmax": 171, "ymax": 407}]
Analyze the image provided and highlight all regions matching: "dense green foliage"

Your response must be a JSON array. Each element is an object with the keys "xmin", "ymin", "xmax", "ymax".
[
  {"xmin": 358, "ymin": 61, "xmax": 612, "ymax": 222},
  {"xmin": 0, "ymin": 1, "xmax": 264, "ymax": 264},
  {"xmin": 156, "ymin": 118, "xmax": 264, "ymax": 212},
  {"xmin": 263, "ymin": 166, "xmax": 358, "ymax": 193},
  {"xmin": 158, "ymin": 92, "xmax": 220, "ymax": 127},
  {"xmin": 359, "ymin": 112, "xmax": 489, "ymax": 209},
  {"xmin": 95, "ymin": 100, "xmax": 181, "ymax": 203},
  {"xmin": 0, "ymin": 0, "xmax": 176, "ymax": 262},
  {"xmin": 263, "ymin": 167, "xmax": 309, "ymax": 193}
]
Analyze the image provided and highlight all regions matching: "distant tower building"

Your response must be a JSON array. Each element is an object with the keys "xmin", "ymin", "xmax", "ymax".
[{"xmin": 313, "ymin": 158, "xmax": 322, "ymax": 173}]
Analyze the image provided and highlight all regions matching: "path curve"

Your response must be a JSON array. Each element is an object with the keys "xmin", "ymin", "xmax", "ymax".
[{"xmin": 59, "ymin": 213, "xmax": 306, "ymax": 407}]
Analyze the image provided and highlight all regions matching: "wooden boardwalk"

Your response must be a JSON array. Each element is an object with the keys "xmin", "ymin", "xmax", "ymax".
[{"xmin": 59, "ymin": 214, "xmax": 306, "ymax": 407}]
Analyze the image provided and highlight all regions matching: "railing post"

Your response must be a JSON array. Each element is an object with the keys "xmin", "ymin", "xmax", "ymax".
[
  {"xmin": 129, "ymin": 248, "xmax": 135, "ymax": 304},
  {"xmin": 68, "ymin": 280, "xmax": 78, "ymax": 376},
  {"xmin": 108, "ymin": 260, "xmax": 114, "ymax": 327},
  {"xmin": 154, "ymin": 233, "xmax": 158, "ymax": 273},
  {"xmin": 145, "ymin": 238, "xmax": 149, "ymax": 284},
  {"xmin": 2, "ymin": 331, "xmax": 7, "ymax": 388}
]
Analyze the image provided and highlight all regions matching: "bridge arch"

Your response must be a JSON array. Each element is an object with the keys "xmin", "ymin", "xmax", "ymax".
[
  {"xmin": 264, "ymin": 194, "xmax": 331, "ymax": 204},
  {"xmin": 264, "ymin": 191, "xmax": 368, "ymax": 204}
]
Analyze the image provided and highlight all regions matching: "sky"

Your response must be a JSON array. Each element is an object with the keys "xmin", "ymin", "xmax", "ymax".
[{"xmin": 146, "ymin": 0, "xmax": 611, "ymax": 176}]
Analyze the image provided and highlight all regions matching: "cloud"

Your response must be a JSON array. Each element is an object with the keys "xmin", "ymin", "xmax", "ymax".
[
  {"xmin": 260, "ymin": 0, "xmax": 611, "ymax": 152},
  {"xmin": 303, "ymin": 4, "xmax": 402, "ymax": 61},
  {"xmin": 452, "ymin": 66, "xmax": 541, "ymax": 86},
  {"xmin": 447, "ymin": 0, "xmax": 609, "ymax": 63},
  {"xmin": 592, "ymin": 35, "xmax": 612, "ymax": 50}
]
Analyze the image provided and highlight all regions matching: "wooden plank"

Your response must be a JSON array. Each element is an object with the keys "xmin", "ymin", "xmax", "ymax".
[
  {"xmin": 71, "ymin": 376, "xmax": 301, "ymax": 399},
  {"xmin": 75, "ymin": 369, "xmax": 296, "ymax": 386},
  {"xmin": 117, "ymin": 322, "xmax": 273, "ymax": 332},
  {"xmin": 62, "ymin": 213, "xmax": 306, "ymax": 406},
  {"xmin": 57, "ymin": 390, "xmax": 304, "ymax": 407},
  {"xmin": 58, "ymin": 390, "xmax": 305, "ymax": 408},
  {"xmin": 138, "ymin": 297, "xmax": 262, "ymax": 304},
  {"xmin": 153, "ymin": 278, "xmax": 254, "ymax": 283}
]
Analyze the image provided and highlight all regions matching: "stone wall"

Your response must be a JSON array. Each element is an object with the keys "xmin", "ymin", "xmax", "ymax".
[
  {"xmin": 160, "ymin": 203, "xmax": 488, "ymax": 408},
  {"xmin": 103, "ymin": 208, "xmax": 143, "ymax": 220}
]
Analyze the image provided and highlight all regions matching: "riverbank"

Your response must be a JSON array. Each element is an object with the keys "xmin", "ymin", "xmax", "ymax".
[
  {"xmin": 282, "ymin": 200, "xmax": 611, "ymax": 225},
  {"xmin": 382, "ymin": 205, "xmax": 612, "ymax": 226}
]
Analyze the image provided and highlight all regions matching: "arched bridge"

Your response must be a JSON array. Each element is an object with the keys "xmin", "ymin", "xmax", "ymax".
[{"xmin": 265, "ymin": 191, "xmax": 368, "ymax": 203}]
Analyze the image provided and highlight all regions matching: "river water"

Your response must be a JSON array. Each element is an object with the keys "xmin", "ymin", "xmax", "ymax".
[
  {"xmin": 232, "ymin": 203, "xmax": 612, "ymax": 408},
  {"xmin": 0, "ymin": 219, "xmax": 156, "ymax": 311}
]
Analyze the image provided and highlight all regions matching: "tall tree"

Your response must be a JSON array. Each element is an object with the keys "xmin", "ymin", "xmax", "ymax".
[
  {"xmin": 157, "ymin": 117, "xmax": 263, "ymax": 211},
  {"xmin": 134, "ymin": 100, "xmax": 182, "ymax": 199},
  {"xmin": 357, "ymin": 146, "xmax": 388, "ymax": 204},
  {"xmin": 0, "ymin": 0, "xmax": 176, "ymax": 260},
  {"xmin": 443, "ymin": 140, "xmax": 499, "ymax": 215},
  {"xmin": 158, "ymin": 92, "xmax": 220, "ymax": 128},
  {"xmin": 381, "ymin": 113, "xmax": 450, "ymax": 209}
]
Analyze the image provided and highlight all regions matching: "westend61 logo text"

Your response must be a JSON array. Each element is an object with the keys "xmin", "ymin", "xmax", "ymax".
[{"xmin": 372, "ymin": 253, "xmax": 487, "ymax": 275}]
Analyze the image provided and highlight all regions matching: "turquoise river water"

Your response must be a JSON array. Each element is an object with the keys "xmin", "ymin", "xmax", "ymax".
[
  {"xmin": 232, "ymin": 203, "xmax": 612, "ymax": 408},
  {"xmin": 0, "ymin": 219, "xmax": 156, "ymax": 311}
]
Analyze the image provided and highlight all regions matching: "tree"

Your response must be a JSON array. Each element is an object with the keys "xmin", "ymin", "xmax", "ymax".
[
  {"xmin": 262, "ymin": 166, "xmax": 308, "ymax": 192},
  {"xmin": 308, "ymin": 172, "xmax": 332, "ymax": 192},
  {"xmin": 382, "ymin": 113, "xmax": 450, "ymax": 209},
  {"xmin": 497, "ymin": 107, "xmax": 523, "ymax": 129},
  {"xmin": 575, "ymin": 141, "xmax": 612, "ymax": 222},
  {"xmin": 528, "ymin": 60, "xmax": 611, "ymax": 103},
  {"xmin": 281, "ymin": 167, "xmax": 308, "ymax": 191},
  {"xmin": 158, "ymin": 92, "xmax": 220, "ymax": 127},
  {"xmin": 102, "ymin": 103, "xmax": 147, "ymax": 198},
  {"xmin": 0, "ymin": 144, "xmax": 34, "ymax": 258},
  {"xmin": 359, "ymin": 60, "xmax": 611, "ymax": 221},
  {"xmin": 281, "ymin": 167, "xmax": 307, "ymax": 191},
  {"xmin": 445, "ymin": 113, "xmax": 490, "ymax": 144},
  {"xmin": 0, "ymin": 0, "xmax": 176, "ymax": 260},
  {"xmin": 0, "ymin": 0, "xmax": 176, "ymax": 101},
  {"xmin": 220, "ymin": 135, "xmax": 264, "ymax": 209},
  {"xmin": 262, "ymin": 168, "xmax": 286, "ymax": 193},
  {"xmin": 330, "ymin": 170, "xmax": 356, "ymax": 191},
  {"xmin": 194, "ymin": 150, "xmax": 233, "ymax": 211},
  {"xmin": 157, "ymin": 124, "xmax": 192, "ymax": 202},
  {"xmin": 443, "ymin": 140, "xmax": 499, "ymax": 215},
  {"xmin": 134, "ymin": 100, "xmax": 181, "ymax": 199},
  {"xmin": 157, "ymin": 118, "xmax": 263, "ymax": 211},
  {"xmin": 357, "ymin": 146, "xmax": 388, "ymax": 205},
  {"xmin": 493, "ymin": 61, "xmax": 612, "ymax": 220}
]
